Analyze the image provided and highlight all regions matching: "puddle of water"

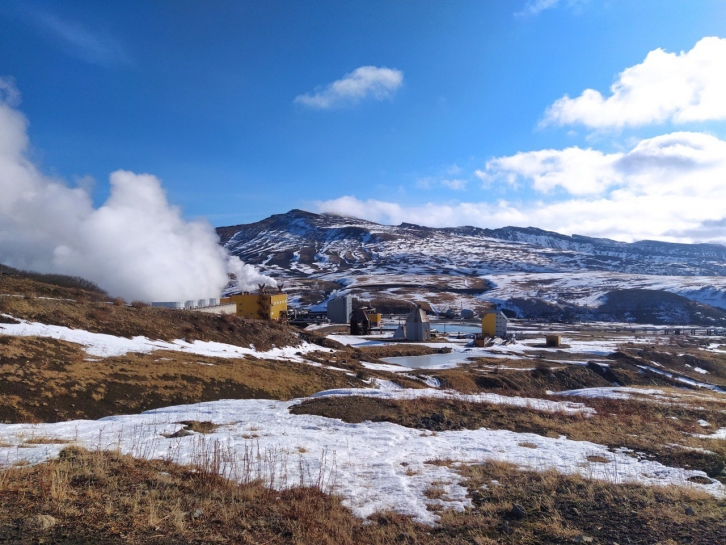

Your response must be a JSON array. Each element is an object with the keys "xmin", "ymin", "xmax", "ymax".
[
  {"xmin": 382, "ymin": 352, "xmax": 473, "ymax": 369},
  {"xmin": 431, "ymin": 322, "xmax": 482, "ymax": 335}
]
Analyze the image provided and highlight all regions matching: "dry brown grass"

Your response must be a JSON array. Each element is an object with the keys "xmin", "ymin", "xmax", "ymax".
[
  {"xmin": 0, "ymin": 288, "xmax": 299, "ymax": 350},
  {"xmin": 292, "ymin": 395, "xmax": 726, "ymax": 481},
  {"xmin": 0, "ymin": 447, "xmax": 723, "ymax": 544},
  {"xmin": 0, "ymin": 336, "xmax": 366, "ymax": 423},
  {"xmin": 0, "ymin": 275, "xmax": 106, "ymax": 302},
  {"xmin": 456, "ymin": 460, "xmax": 726, "ymax": 545}
]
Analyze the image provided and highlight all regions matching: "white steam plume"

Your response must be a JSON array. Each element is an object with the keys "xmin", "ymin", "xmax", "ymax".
[{"xmin": 0, "ymin": 78, "xmax": 274, "ymax": 301}]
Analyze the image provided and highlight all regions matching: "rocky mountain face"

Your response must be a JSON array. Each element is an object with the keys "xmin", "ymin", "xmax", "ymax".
[{"xmin": 218, "ymin": 210, "xmax": 726, "ymax": 324}]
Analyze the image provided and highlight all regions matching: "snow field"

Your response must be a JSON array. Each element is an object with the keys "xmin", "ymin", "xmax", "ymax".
[
  {"xmin": 2, "ymin": 315, "xmax": 725, "ymax": 523},
  {"xmin": 311, "ymin": 386, "xmax": 596, "ymax": 416},
  {"xmin": 0, "ymin": 391, "xmax": 723, "ymax": 525}
]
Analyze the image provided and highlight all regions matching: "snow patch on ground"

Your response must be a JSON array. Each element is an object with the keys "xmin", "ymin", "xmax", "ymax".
[
  {"xmin": 311, "ymin": 386, "xmax": 596, "ymax": 416},
  {"xmin": 554, "ymin": 387, "xmax": 669, "ymax": 401},
  {"xmin": 0, "ymin": 316, "xmax": 329, "ymax": 361},
  {"xmin": 700, "ymin": 428, "xmax": 726, "ymax": 440},
  {"xmin": 0, "ymin": 397, "xmax": 722, "ymax": 525}
]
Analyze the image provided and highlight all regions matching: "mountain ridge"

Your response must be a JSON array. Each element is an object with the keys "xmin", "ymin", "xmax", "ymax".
[{"xmin": 216, "ymin": 209, "xmax": 726, "ymax": 323}]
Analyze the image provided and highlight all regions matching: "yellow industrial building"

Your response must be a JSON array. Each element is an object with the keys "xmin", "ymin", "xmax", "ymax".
[
  {"xmin": 227, "ymin": 293, "xmax": 288, "ymax": 320},
  {"xmin": 482, "ymin": 311, "xmax": 508, "ymax": 338}
]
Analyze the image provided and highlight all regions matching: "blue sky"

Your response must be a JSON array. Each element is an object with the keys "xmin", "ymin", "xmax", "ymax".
[{"xmin": 2, "ymin": 0, "xmax": 726, "ymax": 242}]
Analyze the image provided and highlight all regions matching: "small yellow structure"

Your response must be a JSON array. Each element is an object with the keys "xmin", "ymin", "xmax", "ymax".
[
  {"xmin": 368, "ymin": 313, "xmax": 382, "ymax": 328},
  {"xmin": 482, "ymin": 311, "xmax": 508, "ymax": 338},
  {"xmin": 229, "ymin": 292, "xmax": 288, "ymax": 320}
]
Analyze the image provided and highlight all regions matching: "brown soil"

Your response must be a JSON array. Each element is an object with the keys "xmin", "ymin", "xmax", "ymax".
[
  {"xmin": 0, "ymin": 275, "xmax": 107, "ymax": 302},
  {"xmin": 292, "ymin": 395, "xmax": 726, "ymax": 481},
  {"xmin": 0, "ymin": 336, "xmax": 365, "ymax": 423},
  {"xmin": 425, "ymin": 352, "xmax": 718, "ymax": 397},
  {"xmin": 1, "ymin": 447, "xmax": 724, "ymax": 545},
  {"xmin": 0, "ymin": 291, "xmax": 299, "ymax": 351},
  {"xmin": 356, "ymin": 344, "xmax": 452, "ymax": 359}
]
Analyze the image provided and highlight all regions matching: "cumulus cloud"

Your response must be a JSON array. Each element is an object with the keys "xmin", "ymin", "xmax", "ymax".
[
  {"xmin": 479, "ymin": 147, "xmax": 622, "ymax": 195},
  {"xmin": 294, "ymin": 66, "xmax": 403, "ymax": 109},
  {"xmin": 318, "ymin": 132, "xmax": 726, "ymax": 244},
  {"xmin": 0, "ymin": 78, "xmax": 272, "ymax": 301},
  {"xmin": 543, "ymin": 37, "xmax": 726, "ymax": 128}
]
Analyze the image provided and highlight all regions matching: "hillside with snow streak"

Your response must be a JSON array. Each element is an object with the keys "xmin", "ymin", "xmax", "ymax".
[{"xmin": 218, "ymin": 210, "xmax": 726, "ymax": 321}]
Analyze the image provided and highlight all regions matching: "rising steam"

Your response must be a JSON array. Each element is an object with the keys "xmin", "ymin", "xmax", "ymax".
[{"xmin": 0, "ymin": 78, "xmax": 274, "ymax": 301}]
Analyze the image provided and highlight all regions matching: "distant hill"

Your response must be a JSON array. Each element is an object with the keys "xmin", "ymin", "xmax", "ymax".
[
  {"xmin": 217, "ymin": 210, "xmax": 726, "ymax": 324},
  {"xmin": 219, "ymin": 209, "xmax": 726, "ymax": 277}
]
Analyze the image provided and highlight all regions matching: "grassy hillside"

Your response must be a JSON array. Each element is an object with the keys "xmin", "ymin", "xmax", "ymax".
[
  {"xmin": 2, "ymin": 266, "xmax": 726, "ymax": 544},
  {"xmin": 0, "ymin": 268, "xmax": 369, "ymax": 423}
]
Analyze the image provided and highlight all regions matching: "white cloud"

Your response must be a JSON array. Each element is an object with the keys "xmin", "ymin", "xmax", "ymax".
[
  {"xmin": 318, "ymin": 131, "xmax": 726, "ymax": 244},
  {"xmin": 295, "ymin": 66, "xmax": 403, "ymax": 109},
  {"xmin": 479, "ymin": 147, "xmax": 621, "ymax": 195},
  {"xmin": 0, "ymin": 78, "xmax": 272, "ymax": 301},
  {"xmin": 516, "ymin": 0, "xmax": 586, "ymax": 17},
  {"xmin": 517, "ymin": 0, "xmax": 561, "ymax": 16},
  {"xmin": 19, "ymin": 8, "xmax": 131, "ymax": 67},
  {"xmin": 441, "ymin": 178, "xmax": 468, "ymax": 190},
  {"xmin": 543, "ymin": 37, "xmax": 726, "ymax": 128}
]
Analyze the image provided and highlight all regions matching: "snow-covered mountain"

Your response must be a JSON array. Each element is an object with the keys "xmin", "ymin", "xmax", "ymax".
[{"xmin": 218, "ymin": 210, "xmax": 726, "ymax": 322}]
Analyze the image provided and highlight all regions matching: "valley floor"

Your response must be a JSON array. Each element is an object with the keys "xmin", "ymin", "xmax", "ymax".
[{"xmin": 1, "ymin": 284, "xmax": 726, "ymax": 543}]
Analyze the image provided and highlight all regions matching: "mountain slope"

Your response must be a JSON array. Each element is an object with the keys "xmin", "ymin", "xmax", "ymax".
[
  {"xmin": 221, "ymin": 209, "xmax": 726, "ymax": 277},
  {"xmin": 219, "ymin": 210, "xmax": 726, "ymax": 321}
]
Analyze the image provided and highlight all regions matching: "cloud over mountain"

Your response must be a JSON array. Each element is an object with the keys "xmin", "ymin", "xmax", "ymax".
[
  {"xmin": 543, "ymin": 37, "xmax": 726, "ymax": 128},
  {"xmin": 318, "ymin": 132, "xmax": 726, "ymax": 244}
]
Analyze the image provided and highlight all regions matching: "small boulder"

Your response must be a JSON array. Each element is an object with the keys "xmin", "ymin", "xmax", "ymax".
[
  {"xmin": 24, "ymin": 514, "xmax": 57, "ymax": 531},
  {"xmin": 685, "ymin": 506, "xmax": 696, "ymax": 516},
  {"xmin": 508, "ymin": 503, "xmax": 526, "ymax": 519},
  {"xmin": 168, "ymin": 428, "xmax": 193, "ymax": 438}
]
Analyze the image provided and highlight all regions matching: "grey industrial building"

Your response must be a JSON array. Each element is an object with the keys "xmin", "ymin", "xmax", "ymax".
[
  {"xmin": 327, "ymin": 295, "xmax": 352, "ymax": 324},
  {"xmin": 405, "ymin": 307, "xmax": 431, "ymax": 341}
]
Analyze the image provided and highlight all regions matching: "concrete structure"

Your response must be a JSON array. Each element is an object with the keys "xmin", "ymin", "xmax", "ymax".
[
  {"xmin": 229, "ymin": 292, "xmax": 288, "ymax": 320},
  {"xmin": 545, "ymin": 334, "xmax": 562, "ymax": 347},
  {"xmin": 327, "ymin": 295, "xmax": 352, "ymax": 324},
  {"xmin": 482, "ymin": 312, "xmax": 508, "ymax": 338},
  {"xmin": 405, "ymin": 307, "xmax": 431, "ymax": 341},
  {"xmin": 460, "ymin": 309, "xmax": 475, "ymax": 319},
  {"xmin": 152, "ymin": 298, "xmax": 227, "ymax": 313},
  {"xmin": 350, "ymin": 308, "xmax": 370, "ymax": 335},
  {"xmin": 151, "ymin": 301, "xmax": 185, "ymax": 309}
]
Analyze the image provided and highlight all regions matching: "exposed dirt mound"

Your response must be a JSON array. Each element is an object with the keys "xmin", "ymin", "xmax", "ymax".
[
  {"xmin": 0, "ymin": 274, "xmax": 107, "ymax": 303},
  {"xmin": 0, "ymin": 295, "xmax": 300, "ymax": 350},
  {"xmin": 0, "ymin": 336, "xmax": 365, "ymax": 423}
]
